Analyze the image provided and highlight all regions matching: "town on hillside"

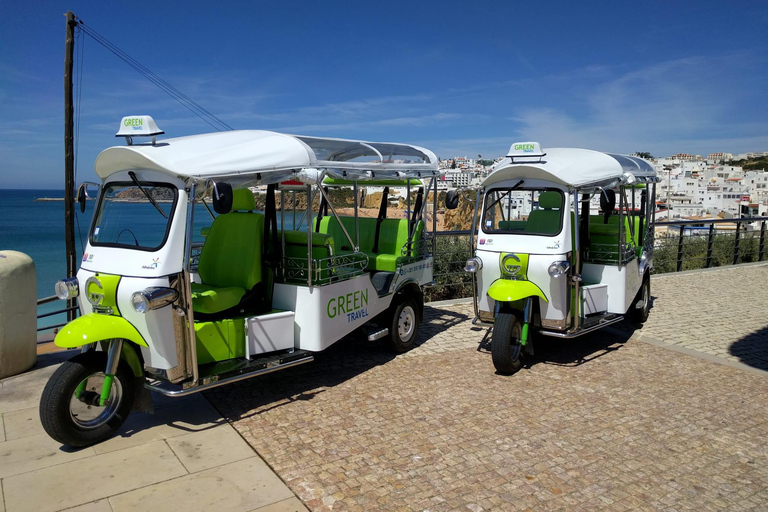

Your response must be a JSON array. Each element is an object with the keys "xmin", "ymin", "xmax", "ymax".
[{"xmin": 438, "ymin": 151, "xmax": 768, "ymax": 222}]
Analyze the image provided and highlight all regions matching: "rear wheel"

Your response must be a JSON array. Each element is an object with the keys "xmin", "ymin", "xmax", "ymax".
[
  {"xmin": 40, "ymin": 351, "xmax": 135, "ymax": 447},
  {"xmin": 628, "ymin": 274, "xmax": 651, "ymax": 324},
  {"xmin": 491, "ymin": 308, "xmax": 523, "ymax": 375},
  {"xmin": 387, "ymin": 295, "xmax": 420, "ymax": 353}
]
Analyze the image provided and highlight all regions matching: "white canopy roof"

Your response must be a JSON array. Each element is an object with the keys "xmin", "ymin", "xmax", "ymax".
[
  {"xmin": 94, "ymin": 130, "xmax": 439, "ymax": 183},
  {"xmin": 486, "ymin": 147, "xmax": 658, "ymax": 189}
]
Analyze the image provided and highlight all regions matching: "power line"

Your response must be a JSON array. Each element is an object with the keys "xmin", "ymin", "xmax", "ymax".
[{"xmin": 75, "ymin": 17, "xmax": 234, "ymax": 132}]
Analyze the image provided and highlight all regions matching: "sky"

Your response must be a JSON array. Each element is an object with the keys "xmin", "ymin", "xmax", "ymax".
[{"xmin": 1, "ymin": 0, "xmax": 767, "ymax": 188}]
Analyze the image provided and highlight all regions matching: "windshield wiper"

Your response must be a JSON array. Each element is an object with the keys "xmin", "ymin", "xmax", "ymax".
[{"xmin": 128, "ymin": 171, "xmax": 168, "ymax": 219}]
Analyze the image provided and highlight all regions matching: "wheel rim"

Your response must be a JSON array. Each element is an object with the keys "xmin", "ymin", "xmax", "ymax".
[
  {"xmin": 68, "ymin": 372, "xmax": 123, "ymax": 429},
  {"xmin": 398, "ymin": 305, "xmax": 416, "ymax": 341}
]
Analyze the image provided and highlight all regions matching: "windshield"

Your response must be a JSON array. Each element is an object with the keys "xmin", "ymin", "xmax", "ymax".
[
  {"xmin": 90, "ymin": 182, "xmax": 177, "ymax": 251},
  {"xmin": 482, "ymin": 188, "xmax": 564, "ymax": 236}
]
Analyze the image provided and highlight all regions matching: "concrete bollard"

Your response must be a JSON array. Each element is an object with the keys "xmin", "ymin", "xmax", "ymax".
[{"xmin": 0, "ymin": 251, "xmax": 37, "ymax": 379}]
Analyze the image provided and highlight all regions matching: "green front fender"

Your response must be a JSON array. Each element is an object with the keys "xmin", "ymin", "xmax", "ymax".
[
  {"xmin": 54, "ymin": 313, "xmax": 148, "ymax": 349},
  {"xmin": 487, "ymin": 279, "xmax": 549, "ymax": 303}
]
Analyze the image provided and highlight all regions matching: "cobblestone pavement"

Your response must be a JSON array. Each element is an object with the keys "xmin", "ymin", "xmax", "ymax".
[
  {"xmin": 620, "ymin": 263, "xmax": 768, "ymax": 371},
  {"xmin": 208, "ymin": 266, "xmax": 768, "ymax": 511}
]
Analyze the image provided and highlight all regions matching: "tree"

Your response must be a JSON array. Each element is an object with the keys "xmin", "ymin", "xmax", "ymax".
[
  {"xmin": 635, "ymin": 152, "xmax": 654, "ymax": 160},
  {"xmin": 451, "ymin": 159, "xmax": 457, "ymax": 169}
]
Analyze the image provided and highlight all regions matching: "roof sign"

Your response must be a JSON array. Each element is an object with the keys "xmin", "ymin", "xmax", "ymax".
[
  {"xmin": 507, "ymin": 141, "xmax": 546, "ymax": 160},
  {"xmin": 116, "ymin": 116, "xmax": 164, "ymax": 145}
]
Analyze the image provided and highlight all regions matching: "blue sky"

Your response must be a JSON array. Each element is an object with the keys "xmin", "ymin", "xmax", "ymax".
[{"xmin": 1, "ymin": 0, "xmax": 767, "ymax": 188}]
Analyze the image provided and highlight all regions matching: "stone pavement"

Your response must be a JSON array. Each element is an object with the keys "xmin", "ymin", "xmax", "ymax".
[
  {"xmin": 3, "ymin": 263, "xmax": 768, "ymax": 511},
  {"xmin": 0, "ymin": 351, "xmax": 307, "ymax": 512},
  {"xmin": 207, "ymin": 264, "xmax": 768, "ymax": 511},
  {"xmin": 618, "ymin": 262, "xmax": 768, "ymax": 371}
]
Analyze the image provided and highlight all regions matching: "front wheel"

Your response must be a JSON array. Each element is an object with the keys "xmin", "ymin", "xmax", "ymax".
[
  {"xmin": 627, "ymin": 275, "xmax": 651, "ymax": 324},
  {"xmin": 40, "ymin": 350, "xmax": 135, "ymax": 447},
  {"xmin": 387, "ymin": 296, "xmax": 420, "ymax": 353},
  {"xmin": 491, "ymin": 308, "xmax": 523, "ymax": 375}
]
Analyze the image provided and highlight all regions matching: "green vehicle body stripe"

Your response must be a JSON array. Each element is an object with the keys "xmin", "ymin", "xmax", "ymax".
[
  {"xmin": 99, "ymin": 374, "xmax": 114, "ymax": 406},
  {"xmin": 487, "ymin": 279, "xmax": 548, "ymax": 304},
  {"xmin": 84, "ymin": 274, "xmax": 122, "ymax": 316},
  {"xmin": 120, "ymin": 343, "xmax": 144, "ymax": 377},
  {"xmin": 55, "ymin": 313, "xmax": 148, "ymax": 348}
]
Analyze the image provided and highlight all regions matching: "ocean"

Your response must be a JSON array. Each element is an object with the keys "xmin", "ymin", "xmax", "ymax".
[
  {"xmin": 0, "ymin": 189, "xmax": 94, "ymax": 333},
  {"xmin": 0, "ymin": 189, "xmax": 264, "ymax": 335}
]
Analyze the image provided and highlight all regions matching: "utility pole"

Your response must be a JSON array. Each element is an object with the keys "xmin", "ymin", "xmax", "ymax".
[{"xmin": 64, "ymin": 11, "xmax": 77, "ymax": 320}]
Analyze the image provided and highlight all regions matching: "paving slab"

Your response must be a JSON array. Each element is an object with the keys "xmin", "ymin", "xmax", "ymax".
[
  {"xmin": 108, "ymin": 457, "xmax": 294, "ymax": 512},
  {"xmin": 3, "ymin": 440, "xmax": 187, "ymax": 512},
  {"xmin": 166, "ymin": 423, "xmax": 255, "ymax": 473},
  {"xmin": 59, "ymin": 501, "xmax": 112, "ymax": 512},
  {"xmin": 92, "ymin": 395, "xmax": 226, "ymax": 455},
  {"xmin": 0, "ymin": 433, "xmax": 96, "ymax": 479},
  {"xmin": 2, "ymin": 406, "xmax": 44, "ymax": 441},
  {"xmin": 0, "ymin": 348, "xmax": 306, "ymax": 512}
]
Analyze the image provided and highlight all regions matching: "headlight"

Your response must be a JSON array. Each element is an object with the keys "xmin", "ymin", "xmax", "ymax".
[
  {"xmin": 131, "ymin": 287, "xmax": 179, "ymax": 314},
  {"xmin": 55, "ymin": 277, "xmax": 79, "ymax": 300},
  {"xmin": 548, "ymin": 261, "xmax": 570, "ymax": 278},
  {"xmin": 464, "ymin": 257, "xmax": 483, "ymax": 273}
]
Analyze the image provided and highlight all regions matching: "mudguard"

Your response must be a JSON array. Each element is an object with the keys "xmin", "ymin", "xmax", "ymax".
[
  {"xmin": 487, "ymin": 279, "xmax": 548, "ymax": 303},
  {"xmin": 54, "ymin": 313, "xmax": 148, "ymax": 349}
]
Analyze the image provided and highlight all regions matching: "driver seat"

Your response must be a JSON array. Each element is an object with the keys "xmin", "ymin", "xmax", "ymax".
[{"xmin": 191, "ymin": 189, "xmax": 264, "ymax": 315}]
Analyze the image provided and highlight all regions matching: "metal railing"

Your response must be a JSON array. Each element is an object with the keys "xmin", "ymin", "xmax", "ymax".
[
  {"xmin": 654, "ymin": 216, "xmax": 767, "ymax": 273},
  {"xmin": 37, "ymin": 217, "xmax": 768, "ymax": 330}
]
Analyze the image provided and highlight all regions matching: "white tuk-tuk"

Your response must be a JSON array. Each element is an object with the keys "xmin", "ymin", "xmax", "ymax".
[
  {"xmin": 41, "ymin": 116, "xmax": 441, "ymax": 446},
  {"xmin": 453, "ymin": 142, "xmax": 659, "ymax": 374}
]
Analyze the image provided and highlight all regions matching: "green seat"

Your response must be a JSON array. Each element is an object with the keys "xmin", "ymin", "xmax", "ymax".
[
  {"xmin": 525, "ymin": 192, "xmax": 563, "ymax": 234},
  {"xmin": 192, "ymin": 189, "xmax": 264, "ymax": 314},
  {"xmin": 317, "ymin": 216, "xmax": 424, "ymax": 272}
]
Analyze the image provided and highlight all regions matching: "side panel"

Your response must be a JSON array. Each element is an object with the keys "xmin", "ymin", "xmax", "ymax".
[
  {"xmin": 582, "ymin": 259, "xmax": 640, "ymax": 314},
  {"xmin": 273, "ymin": 274, "xmax": 391, "ymax": 352},
  {"xmin": 117, "ymin": 275, "xmax": 180, "ymax": 370}
]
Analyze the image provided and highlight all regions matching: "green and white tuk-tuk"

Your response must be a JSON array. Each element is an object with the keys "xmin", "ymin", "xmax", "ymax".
[
  {"xmin": 453, "ymin": 142, "xmax": 659, "ymax": 374},
  {"xmin": 41, "ymin": 116, "xmax": 441, "ymax": 446}
]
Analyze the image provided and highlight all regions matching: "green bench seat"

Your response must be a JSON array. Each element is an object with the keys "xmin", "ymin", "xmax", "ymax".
[{"xmin": 317, "ymin": 216, "xmax": 424, "ymax": 272}]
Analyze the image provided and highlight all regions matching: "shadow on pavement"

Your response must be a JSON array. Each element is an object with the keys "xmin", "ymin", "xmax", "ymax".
[
  {"xmin": 208, "ymin": 306, "xmax": 471, "ymax": 421},
  {"xmin": 728, "ymin": 325, "xmax": 768, "ymax": 372},
  {"xmin": 477, "ymin": 322, "xmax": 636, "ymax": 372}
]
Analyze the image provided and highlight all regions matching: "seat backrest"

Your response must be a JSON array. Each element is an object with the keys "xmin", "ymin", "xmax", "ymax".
[
  {"xmin": 198, "ymin": 189, "xmax": 264, "ymax": 290},
  {"xmin": 525, "ymin": 191, "xmax": 563, "ymax": 234}
]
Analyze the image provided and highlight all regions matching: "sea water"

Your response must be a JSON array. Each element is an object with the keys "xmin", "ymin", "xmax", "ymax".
[
  {"xmin": 0, "ymin": 189, "xmax": 290, "ymax": 334},
  {"xmin": 0, "ymin": 189, "xmax": 94, "ymax": 332}
]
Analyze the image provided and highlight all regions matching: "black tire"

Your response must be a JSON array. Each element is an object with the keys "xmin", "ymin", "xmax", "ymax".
[
  {"xmin": 387, "ymin": 295, "xmax": 420, "ymax": 353},
  {"xmin": 40, "ymin": 350, "xmax": 135, "ymax": 447},
  {"xmin": 627, "ymin": 274, "xmax": 651, "ymax": 324},
  {"xmin": 491, "ymin": 308, "xmax": 523, "ymax": 375}
]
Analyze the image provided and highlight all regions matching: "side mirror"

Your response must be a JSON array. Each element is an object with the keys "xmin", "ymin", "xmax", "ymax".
[
  {"xmin": 599, "ymin": 189, "xmax": 616, "ymax": 213},
  {"xmin": 445, "ymin": 190, "xmax": 459, "ymax": 210},
  {"xmin": 212, "ymin": 182, "xmax": 233, "ymax": 214},
  {"xmin": 76, "ymin": 184, "xmax": 87, "ymax": 213}
]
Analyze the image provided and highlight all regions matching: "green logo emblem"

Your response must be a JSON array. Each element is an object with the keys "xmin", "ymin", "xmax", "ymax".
[{"xmin": 502, "ymin": 253, "xmax": 521, "ymax": 275}]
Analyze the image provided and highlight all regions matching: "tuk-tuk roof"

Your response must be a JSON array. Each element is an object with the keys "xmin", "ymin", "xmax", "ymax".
[
  {"xmin": 94, "ymin": 130, "xmax": 439, "ymax": 183},
  {"xmin": 486, "ymin": 147, "xmax": 658, "ymax": 189}
]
